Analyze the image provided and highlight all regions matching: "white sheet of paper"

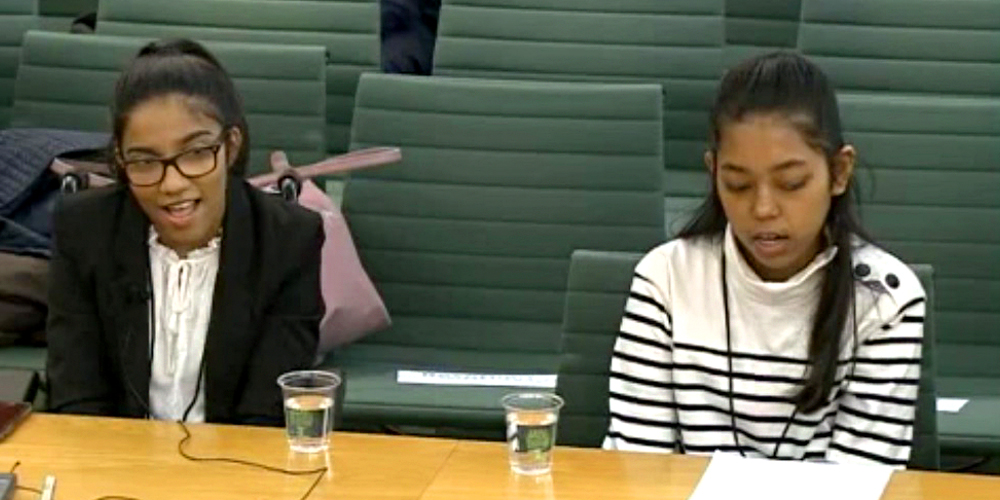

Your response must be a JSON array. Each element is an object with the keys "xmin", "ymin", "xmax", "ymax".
[
  {"xmin": 687, "ymin": 453, "xmax": 893, "ymax": 500},
  {"xmin": 396, "ymin": 370, "xmax": 557, "ymax": 388},
  {"xmin": 936, "ymin": 398, "xmax": 969, "ymax": 413}
]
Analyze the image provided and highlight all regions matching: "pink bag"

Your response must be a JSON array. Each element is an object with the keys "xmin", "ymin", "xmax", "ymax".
[
  {"xmin": 251, "ymin": 149, "xmax": 396, "ymax": 356},
  {"xmin": 297, "ymin": 178, "xmax": 390, "ymax": 354}
]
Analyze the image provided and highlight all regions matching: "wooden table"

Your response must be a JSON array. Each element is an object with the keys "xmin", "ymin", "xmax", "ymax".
[
  {"xmin": 2, "ymin": 414, "xmax": 999, "ymax": 500},
  {"xmin": 423, "ymin": 441, "xmax": 707, "ymax": 500},
  {"xmin": 0, "ymin": 414, "xmax": 456, "ymax": 500},
  {"xmin": 424, "ymin": 441, "xmax": 1000, "ymax": 500}
]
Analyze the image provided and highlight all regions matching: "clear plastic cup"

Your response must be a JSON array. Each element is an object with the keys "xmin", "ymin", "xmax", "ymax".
[
  {"xmin": 501, "ymin": 392, "xmax": 564, "ymax": 475},
  {"xmin": 277, "ymin": 370, "xmax": 341, "ymax": 453}
]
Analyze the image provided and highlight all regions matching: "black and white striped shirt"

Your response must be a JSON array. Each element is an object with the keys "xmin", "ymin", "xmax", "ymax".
[{"xmin": 605, "ymin": 229, "xmax": 925, "ymax": 467}]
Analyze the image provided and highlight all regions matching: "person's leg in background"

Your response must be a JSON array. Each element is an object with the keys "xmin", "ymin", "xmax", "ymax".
[{"xmin": 381, "ymin": 0, "xmax": 441, "ymax": 75}]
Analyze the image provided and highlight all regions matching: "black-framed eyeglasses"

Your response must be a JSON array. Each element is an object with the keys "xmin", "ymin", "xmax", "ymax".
[{"xmin": 119, "ymin": 135, "xmax": 226, "ymax": 187}]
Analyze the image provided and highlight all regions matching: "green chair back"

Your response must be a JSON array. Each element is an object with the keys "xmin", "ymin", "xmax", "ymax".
[
  {"xmin": 0, "ymin": 0, "xmax": 37, "ymax": 129},
  {"xmin": 11, "ymin": 31, "xmax": 326, "ymax": 176},
  {"xmin": 909, "ymin": 264, "xmax": 939, "ymax": 470},
  {"xmin": 799, "ymin": 3, "xmax": 999, "ymax": 454},
  {"xmin": 839, "ymin": 95, "xmax": 1000, "ymax": 400},
  {"xmin": 556, "ymin": 250, "xmax": 641, "ymax": 447},
  {"xmin": 0, "ymin": 347, "xmax": 47, "ymax": 372},
  {"xmin": 433, "ymin": 0, "xmax": 724, "ymax": 198},
  {"xmin": 37, "ymin": 0, "xmax": 94, "ymax": 32},
  {"xmin": 799, "ymin": 0, "xmax": 1000, "ymax": 97},
  {"xmin": 724, "ymin": 0, "xmax": 801, "ymax": 65},
  {"xmin": 96, "ymin": 0, "xmax": 380, "ymax": 155},
  {"xmin": 324, "ymin": 73, "xmax": 665, "ymax": 430}
]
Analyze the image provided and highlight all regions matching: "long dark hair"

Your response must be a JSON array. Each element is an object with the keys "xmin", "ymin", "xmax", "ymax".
[
  {"xmin": 110, "ymin": 38, "xmax": 250, "ymax": 177},
  {"xmin": 680, "ymin": 52, "xmax": 868, "ymax": 413}
]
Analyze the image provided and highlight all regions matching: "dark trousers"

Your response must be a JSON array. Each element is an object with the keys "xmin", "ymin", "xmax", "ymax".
[{"xmin": 381, "ymin": 0, "xmax": 441, "ymax": 75}]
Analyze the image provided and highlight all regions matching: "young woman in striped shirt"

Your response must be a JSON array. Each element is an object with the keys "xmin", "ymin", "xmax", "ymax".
[{"xmin": 605, "ymin": 52, "xmax": 925, "ymax": 466}]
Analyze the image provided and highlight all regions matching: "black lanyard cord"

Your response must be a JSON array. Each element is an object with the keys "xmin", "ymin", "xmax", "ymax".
[{"xmin": 720, "ymin": 251, "xmax": 797, "ymax": 459}]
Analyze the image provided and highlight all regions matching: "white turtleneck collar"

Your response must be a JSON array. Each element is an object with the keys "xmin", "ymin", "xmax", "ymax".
[{"xmin": 723, "ymin": 225, "xmax": 837, "ymax": 307}]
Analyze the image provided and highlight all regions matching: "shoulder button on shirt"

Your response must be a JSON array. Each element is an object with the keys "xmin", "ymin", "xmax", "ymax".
[
  {"xmin": 853, "ymin": 263, "xmax": 871, "ymax": 278},
  {"xmin": 885, "ymin": 273, "xmax": 900, "ymax": 289}
]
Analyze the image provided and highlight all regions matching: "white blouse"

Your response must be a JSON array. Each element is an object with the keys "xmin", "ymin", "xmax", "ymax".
[{"xmin": 147, "ymin": 228, "xmax": 221, "ymax": 423}]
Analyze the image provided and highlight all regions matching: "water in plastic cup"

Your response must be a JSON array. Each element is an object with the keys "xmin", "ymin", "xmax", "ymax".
[
  {"xmin": 277, "ymin": 370, "xmax": 340, "ymax": 453},
  {"xmin": 501, "ymin": 393, "xmax": 564, "ymax": 475}
]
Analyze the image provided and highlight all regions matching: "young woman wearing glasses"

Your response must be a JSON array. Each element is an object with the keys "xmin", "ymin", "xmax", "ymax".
[{"xmin": 45, "ymin": 39, "xmax": 324, "ymax": 426}]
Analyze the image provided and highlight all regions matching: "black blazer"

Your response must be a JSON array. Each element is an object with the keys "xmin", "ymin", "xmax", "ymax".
[{"xmin": 45, "ymin": 177, "xmax": 324, "ymax": 425}]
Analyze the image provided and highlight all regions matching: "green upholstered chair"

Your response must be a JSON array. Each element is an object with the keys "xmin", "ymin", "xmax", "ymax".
[
  {"xmin": 0, "ymin": 345, "xmax": 49, "ymax": 399},
  {"xmin": 555, "ymin": 250, "xmax": 940, "ymax": 469},
  {"xmin": 96, "ymin": 0, "xmax": 380, "ymax": 156},
  {"xmin": 724, "ymin": 0, "xmax": 801, "ymax": 66},
  {"xmin": 37, "ymin": 0, "xmax": 94, "ymax": 32},
  {"xmin": 799, "ymin": 0, "xmax": 1000, "ymax": 97},
  {"xmin": 556, "ymin": 250, "xmax": 641, "ymax": 448},
  {"xmin": 433, "ymin": 0, "xmax": 724, "ymax": 203},
  {"xmin": 11, "ymin": 31, "xmax": 326, "ymax": 176},
  {"xmin": 321, "ymin": 73, "xmax": 665, "ymax": 431},
  {"xmin": 0, "ymin": 347, "xmax": 48, "ymax": 373},
  {"xmin": 909, "ymin": 264, "xmax": 939, "ymax": 470},
  {"xmin": 726, "ymin": 0, "xmax": 800, "ymax": 48},
  {"xmin": 801, "ymin": 1, "xmax": 998, "ymax": 455},
  {"xmin": 838, "ymin": 93, "xmax": 1000, "ymax": 454},
  {"xmin": 0, "ymin": 0, "xmax": 37, "ymax": 129}
]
